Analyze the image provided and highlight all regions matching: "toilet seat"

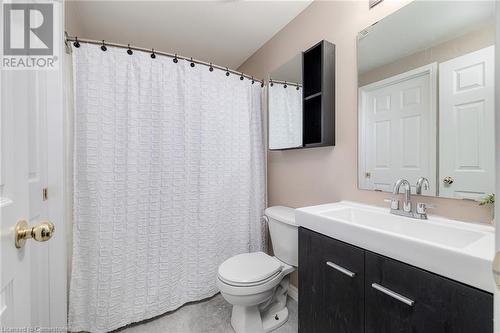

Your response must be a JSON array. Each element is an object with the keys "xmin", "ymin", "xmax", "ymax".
[{"xmin": 218, "ymin": 252, "xmax": 283, "ymax": 287}]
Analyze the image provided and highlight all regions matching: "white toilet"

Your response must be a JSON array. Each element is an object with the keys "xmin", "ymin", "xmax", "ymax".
[{"xmin": 217, "ymin": 206, "xmax": 297, "ymax": 333}]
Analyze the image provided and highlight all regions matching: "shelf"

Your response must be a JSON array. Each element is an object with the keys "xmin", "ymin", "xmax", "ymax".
[
  {"xmin": 303, "ymin": 94, "xmax": 322, "ymax": 145},
  {"xmin": 303, "ymin": 43, "xmax": 322, "ymax": 97},
  {"xmin": 304, "ymin": 92, "xmax": 322, "ymax": 101},
  {"xmin": 301, "ymin": 40, "xmax": 335, "ymax": 148}
]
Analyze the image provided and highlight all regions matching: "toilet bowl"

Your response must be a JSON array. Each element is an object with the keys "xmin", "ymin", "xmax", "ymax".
[{"xmin": 217, "ymin": 206, "xmax": 297, "ymax": 333}]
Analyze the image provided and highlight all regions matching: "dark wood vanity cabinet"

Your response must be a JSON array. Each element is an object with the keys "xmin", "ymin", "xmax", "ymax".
[
  {"xmin": 365, "ymin": 252, "xmax": 493, "ymax": 333},
  {"xmin": 299, "ymin": 227, "xmax": 364, "ymax": 333},
  {"xmin": 298, "ymin": 227, "xmax": 493, "ymax": 333}
]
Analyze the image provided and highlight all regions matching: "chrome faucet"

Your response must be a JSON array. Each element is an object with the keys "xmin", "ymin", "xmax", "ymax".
[
  {"xmin": 388, "ymin": 178, "xmax": 429, "ymax": 220},
  {"xmin": 393, "ymin": 179, "xmax": 412, "ymax": 212},
  {"xmin": 416, "ymin": 177, "xmax": 430, "ymax": 195}
]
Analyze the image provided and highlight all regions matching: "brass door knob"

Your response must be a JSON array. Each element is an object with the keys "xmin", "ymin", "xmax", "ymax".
[
  {"xmin": 443, "ymin": 176, "xmax": 454, "ymax": 185},
  {"xmin": 15, "ymin": 220, "xmax": 55, "ymax": 249}
]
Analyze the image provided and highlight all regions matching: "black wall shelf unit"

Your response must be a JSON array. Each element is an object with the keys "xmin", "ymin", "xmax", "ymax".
[{"xmin": 302, "ymin": 40, "xmax": 335, "ymax": 148}]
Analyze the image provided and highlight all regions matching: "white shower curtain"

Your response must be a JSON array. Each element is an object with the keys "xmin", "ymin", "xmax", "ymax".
[{"xmin": 68, "ymin": 44, "xmax": 266, "ymax": 333}]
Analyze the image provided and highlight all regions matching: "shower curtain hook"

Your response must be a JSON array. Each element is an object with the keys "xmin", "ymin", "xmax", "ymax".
[
  {"xmin": 284, "ymin": 81, "xmax": 287, "ymax": 88},
  {"xmin": 209, "ymin": 63, "xmax": 214, "ymax": 72},
  {"xmin": 101, "ymin": 40, "xmax": 107, "ymax": 51},
  {"xmin": 127, "ymin": 44, "xmax": 133, "ymax": 55},
  {"xmin": 270, "ymin": 79, "xmax": 274, "ymax": 87},
  {"xmin": 251, "ymin": 76, "xmax": 255, "ymax": 84},
  {"xmin": 240, "ymin": 73, "xmax": 244, "ymax": 81},
  {"xmin": 173, "ymin": 54, "xmax": 178, "ymax": 63},
  {"xmin": 260, "ymin": 81, "xmax": 264, "ymax": 88},
  {"xmin": 150, "ymin": 49, "xmax": 156, "ymax": 59},
  {"xmin": 190, "ymin": 57, "xmax": 195, "ymax": 67},
  {"xmin": 73, "ymin": 37, "xmax": 80, "ymax": 48},
  {"xmin": 296, "ymin": 84, "xmax": 300, "ymax": 90},
  {"xmin": 225, "ymin": 68, "xmax": 230, "ymax": 77}
]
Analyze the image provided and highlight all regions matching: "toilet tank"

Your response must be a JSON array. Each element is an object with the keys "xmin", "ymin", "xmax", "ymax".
[{"xmin": 265, "ymin": 206, "xmax": 298, "ymax": 267}]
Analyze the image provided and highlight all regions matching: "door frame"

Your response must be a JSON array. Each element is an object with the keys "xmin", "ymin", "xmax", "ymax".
[
  {"xmin": 46, "ymin": 0, "xmax": 67, "ymax": 327},
  {"xmin": 357, "ymin": 63, "xmax": 437, "ymax": 192},
  {"xmin": 494, "ymin": 2, "xmax": 499, "ymax": 332}
]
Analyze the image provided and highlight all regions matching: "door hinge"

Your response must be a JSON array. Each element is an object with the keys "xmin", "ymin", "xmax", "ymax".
[{"xmin": 42, "ymin": 188, "xmax": 48, "ymax": 201}]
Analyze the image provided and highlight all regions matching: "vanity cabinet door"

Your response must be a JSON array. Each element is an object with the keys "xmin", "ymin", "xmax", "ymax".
[
  {"xmin": 365, "ymin": 252, "xmax": 493, "ymax": 333},
  {"xmin": 299, "ymin": 227, "xmax": 364, "ymax": 333}
]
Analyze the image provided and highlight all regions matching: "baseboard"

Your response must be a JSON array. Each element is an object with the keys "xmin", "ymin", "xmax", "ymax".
[{"xmin": 288, "ymin": 284, "xmax": 298, "ymax": 302}]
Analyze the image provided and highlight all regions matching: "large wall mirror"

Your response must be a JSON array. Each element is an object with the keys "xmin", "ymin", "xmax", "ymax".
[{"xmin": 357, "ymin": 1, "xmax": 495, "ymax": 200}]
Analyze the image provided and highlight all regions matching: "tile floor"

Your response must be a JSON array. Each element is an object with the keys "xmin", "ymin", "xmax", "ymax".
[{"xmin": 117, "ymin": 294, "xmax": 298, "ymax": 333}]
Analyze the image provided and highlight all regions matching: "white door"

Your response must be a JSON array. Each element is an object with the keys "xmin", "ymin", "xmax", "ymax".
[
  {"xmin": 0, "ymin": 1, "xmax": 66, "ymax": 329},
  {"xmin": 358, "ymin": 64, "xmax": 437, "ymax": 195},
  {"xmin": 1, "ymin": 71, "xmax": 33, "ymax": 328},
  {"xmin": 439, "ymin": 46, "xmax": 495, "ymax": 200}
]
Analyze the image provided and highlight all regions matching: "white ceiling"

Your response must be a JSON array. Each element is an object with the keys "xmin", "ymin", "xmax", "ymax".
[
  {"xmin": 65, "ymin": 1, "xmax": 312, "ymax": 69},
  {"xmin": 358, "ymin": 1, "xmax": 495, "ymax": 74}
]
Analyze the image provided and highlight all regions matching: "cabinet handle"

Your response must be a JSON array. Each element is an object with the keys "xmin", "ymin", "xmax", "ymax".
[
  {"xmin": 371, "ymin": 283, "xmax": 414, "ymax": 306},
  {"xmin": 326, "ymin": 261, "xmax": 356, "ymax": 278}
]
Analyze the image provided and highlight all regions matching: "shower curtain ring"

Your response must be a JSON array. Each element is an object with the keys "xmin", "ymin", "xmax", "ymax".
[
  {"xmin": 73, "ymin": 37, "xmax": 80, "ymax": 48},
  {"xmin": 284, "ymin": 81, "xmax": 287, "ymax": 88},
  {"xmin": 101, "ymin": 40, "xmax": 107, "ymax": 51},
  {"xmin": 225, "ymin": 68, "xmax": 230, "ymax": 76},
  {"xmin": 173, "ymin": 54, "xmax": 178, "ymax": 63},
  {"xmin": 209, "ymin": 63, "xmax": 214, "ymax": 72},
  {"xmin": 150, "ymin": 49, "xmax": 156, "ymax": 59},
  {"xmin": 190, "ymin": 58, "xmax": 195, "ymax": 67},
  {"xmin": 251, "ymin": 76, "xmax": 255, "ymax": 84},
  {"xmin": 240, "ymin": 73, "xmax": 244, "ymax": 81},
  {"xmin": 127, "ymin": 44, "xmax": 133, "ymax": 55}
]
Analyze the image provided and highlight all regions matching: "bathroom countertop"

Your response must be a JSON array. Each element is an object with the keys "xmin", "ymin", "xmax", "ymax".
[{"xmin": 296, "ymin": 201, "xmax": 495, "ymax": 293}]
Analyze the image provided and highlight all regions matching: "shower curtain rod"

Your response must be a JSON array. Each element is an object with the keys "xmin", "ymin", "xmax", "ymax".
[
  {"xmin": 65, "ymin": 34, "xmax": 265, "ymax": 85},
  {"xmin": 268, "ymin": 79, "xmax": 302, "ymax": 89}
]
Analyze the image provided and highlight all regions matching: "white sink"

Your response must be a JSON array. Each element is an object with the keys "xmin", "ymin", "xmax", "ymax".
[
  {"xmin": 322, "ymin": 207, "xmax": 486, "ymax": 249},
  {"xmin": 297, "ymin": 201, "xmax": 495, "ymax": 292}
]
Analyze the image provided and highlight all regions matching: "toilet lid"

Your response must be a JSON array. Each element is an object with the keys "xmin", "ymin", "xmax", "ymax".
[{"xmin": 218, "ymin": 252, "xmax": 282, "ymax": 285}]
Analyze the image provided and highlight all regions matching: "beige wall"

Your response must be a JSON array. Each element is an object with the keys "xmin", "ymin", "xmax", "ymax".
[
  {"xmin": 239, "ymin": 0, "xmax": 494, "ymax": 287},
  {"xmin": 359, "ymin": 23, "xmax": 495, "ymax": 86},
  {"xmin": 239, "ymin": 0, "xmax": 493, "ymax": 225}
]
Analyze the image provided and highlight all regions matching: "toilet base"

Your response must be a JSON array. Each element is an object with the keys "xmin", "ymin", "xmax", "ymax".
[
  {"xmin": 262, "ymin": 306, "xmax": 289, "ymax": 332},
  {"xmin": 229, "ymin": 276, "xmax": 291, "ymax": 333},
  {"xmin": 230, "ymin": 304, "xmax": 289, "ymax": 333}
]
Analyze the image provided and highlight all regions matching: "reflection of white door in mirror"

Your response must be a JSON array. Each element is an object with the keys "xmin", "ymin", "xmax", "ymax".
[
  {"xmin": 358, "ymin": 64, "xmax": 437, "ymax": 195},
  {"xmin": 439, "ymin": 46, "xmax": 495, "ymax": 200}
]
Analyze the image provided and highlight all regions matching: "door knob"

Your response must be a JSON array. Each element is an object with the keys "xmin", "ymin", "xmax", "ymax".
[
  {"xmin": 15, "ymin": 220, "xmax": 55, "ymax": 249},
  {"xmin": 443, "ymin": 176, "xmax": 454, "ymax": 185}
]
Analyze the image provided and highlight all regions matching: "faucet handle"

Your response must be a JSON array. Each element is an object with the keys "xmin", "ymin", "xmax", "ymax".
[
  {"xmin": 416, "ymin": 203, "xmax": 426, "ymax": 214},
  {"xmin": 416, "ymin": 202, "xmax": 435, "ymax": 214},
  {"xmin": 384, "ymin": 198, "xmax": 399, "ymax": 210}
]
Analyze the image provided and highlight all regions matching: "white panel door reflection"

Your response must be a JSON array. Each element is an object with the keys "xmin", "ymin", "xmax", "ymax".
[
  {"xmin": 439, "ymin": 46, "xmax": 495, "ymax": 199},
  {"xmin": 359, "ymin": 64, "xmax": 437, "ymax": 195}
]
